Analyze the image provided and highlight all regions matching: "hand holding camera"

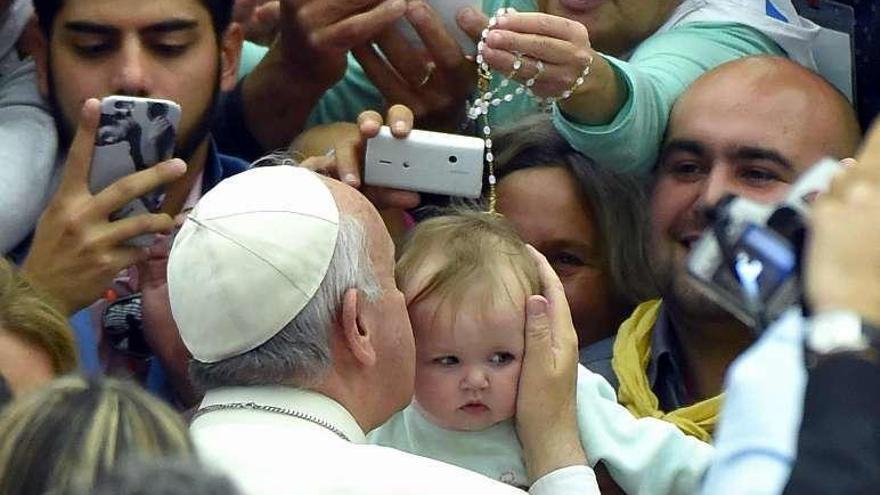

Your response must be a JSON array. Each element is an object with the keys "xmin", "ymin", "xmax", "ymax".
[{"xmin": 807, "ymin": 125, "xmax": 880, "ymax": 326}]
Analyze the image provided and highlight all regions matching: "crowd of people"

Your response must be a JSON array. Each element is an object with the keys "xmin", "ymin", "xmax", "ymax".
[{"xmin": 1, "ymin": 0, "xmax": 878, "ymax": 494}]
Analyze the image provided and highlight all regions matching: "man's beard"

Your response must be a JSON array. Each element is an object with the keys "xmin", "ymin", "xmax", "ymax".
[
  {"xmin": 48, "ymin": 53, "xmax": 222, "ymax": 166},
  {"xmin": 649, "ymin": 244, "xmax": 733, "ymax": 323}
]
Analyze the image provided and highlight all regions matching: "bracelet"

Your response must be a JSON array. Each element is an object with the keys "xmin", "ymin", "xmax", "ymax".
[{"xmin": 559, "ymin": 53, "xmax": 594, "ymax": 101}]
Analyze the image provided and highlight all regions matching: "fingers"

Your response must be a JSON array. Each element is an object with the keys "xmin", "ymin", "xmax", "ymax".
[
  {"xmin": 527, "ymin": 244, "xmax": 569, "ymax": 313},
  {"xmin": 456, "ymin": 6, "xmax": 488, "ymax": 42},
  {"xmin": 374, "ymin": 26, "xmax": 433, "ymax": 87},
  {"xmin": 255, "ymin": 1, "xmax": 281, "ymax": 21},
  {"xmin": 353, "ymin": 44, "xmax": 414, "ymax": 105},
  {"xmin": 58, "ymin": 98, "xmax": 101, "ymax": 197},
  {"xmin": 495, "ymin": 12, "xmax": 586, "ymax": 42},
  {"xmin": 524, "ymin": 295, "xmax": 553, "ymax": 350},
  {"xmin": 526, "ymin": 244, "xmax": 577, "ymax": 347},
  {"xmin": 357, "ymin": 109, "xmax": 384, "ymax": 137},
  {"xmin": 486, "ymin": 30, "xmax": 575, "ymax": 65},
  {"xmin": 856, "ymin": 120, "xmax": 880, "ymax": 180},
  {"xmin": 386, "ymin": 104, "xmax": 414, "ymax": 137},
  {"xmin": 406, "ymin": 0, "xmax": 465, "ymax": 68},
  {"xmin": 91, "ymin": 159, "xmax": 187, "ymax": 218},
  {"xmin": 307, "ymin": 0, "xmax": 408, "ymax": 50},
  {"xmin": 98, "ymin": 212, "xmax": 177, "ymax": 247},
  {"xmin": 299, "ymin": 155, "xmax": 338, "ymax": 175},
  {"xmin": 335, "ymin": 135, "xmax": 364, "ymax": 187}
]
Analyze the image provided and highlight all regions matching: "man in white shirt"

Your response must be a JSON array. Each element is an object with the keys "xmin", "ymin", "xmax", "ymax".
[{"xmin": 167, "ymin": 164, "xmax": 597, "ymax": 494}]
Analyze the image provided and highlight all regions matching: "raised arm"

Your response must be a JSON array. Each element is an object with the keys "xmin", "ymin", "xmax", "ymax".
[{"xmin": 239, "ymin": 0, "xmax": 407, "ymax": 151}]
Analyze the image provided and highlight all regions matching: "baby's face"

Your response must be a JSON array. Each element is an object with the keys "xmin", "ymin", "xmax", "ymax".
[{"xmin": 409, "ymin": 288, "xmax": 525, "ymax": 432}]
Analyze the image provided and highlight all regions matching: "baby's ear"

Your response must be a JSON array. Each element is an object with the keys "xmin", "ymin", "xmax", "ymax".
[{"xmin": 340, "ymin": 288, "xmax": 376, "ymax": 367}]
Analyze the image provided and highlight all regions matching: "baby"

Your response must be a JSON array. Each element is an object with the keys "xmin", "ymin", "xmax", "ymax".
[{"xmin": 368, "ymin": 211, "xmax": 713, "ymax": 494}]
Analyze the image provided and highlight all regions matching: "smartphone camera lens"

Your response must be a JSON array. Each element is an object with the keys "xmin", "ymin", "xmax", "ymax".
[{"xmin": 448, "ymin": 155, "xmax": 458, "ymax": 164}]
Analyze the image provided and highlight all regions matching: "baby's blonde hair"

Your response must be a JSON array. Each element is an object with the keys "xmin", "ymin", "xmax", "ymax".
[{"xmin": 397, "ymin": 209, "xmax": 540, "ymax": 317}]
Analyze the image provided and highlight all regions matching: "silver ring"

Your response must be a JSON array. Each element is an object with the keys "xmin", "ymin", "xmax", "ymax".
[{"xmin": 417, "ymin": 63, "xmax": 436, "ymax": 88}]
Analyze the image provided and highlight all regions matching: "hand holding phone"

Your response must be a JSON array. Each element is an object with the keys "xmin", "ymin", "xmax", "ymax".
[{"xmin": 21, "ymin": 99, "xmax": 185, "ymax": 316}]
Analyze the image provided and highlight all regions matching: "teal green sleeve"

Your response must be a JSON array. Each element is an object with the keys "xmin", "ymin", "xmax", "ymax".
[
  {"xmin": 553, "ymin": 23, "xmax": 785, "ymax": 174},
  {"xmin": 238, "ymin": 41, "xmax": 269, "ymax": 79}
]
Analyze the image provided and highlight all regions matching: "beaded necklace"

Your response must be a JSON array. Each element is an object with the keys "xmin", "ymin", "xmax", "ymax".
[{"xmin": 466, "ymin": 7, "xmax": 593, "ymax": 212}]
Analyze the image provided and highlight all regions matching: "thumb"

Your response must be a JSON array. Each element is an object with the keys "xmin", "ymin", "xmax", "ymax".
[
  {"xmin": 524, "ymin": 295, "xmax": 553, "ymax": 353},
  {"xmin": 456, "ymin": 6, "xmax": 488, "ymax": 41}
]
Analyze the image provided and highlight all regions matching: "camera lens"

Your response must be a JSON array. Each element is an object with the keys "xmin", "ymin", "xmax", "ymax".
[{"xmin": 449, "ymin": 156, "xmax": 458, "ymax": 164}]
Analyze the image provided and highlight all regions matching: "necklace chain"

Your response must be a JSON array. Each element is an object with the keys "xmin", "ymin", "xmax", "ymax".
[{"xmin": 193, "ymin": 401, "xmax": 351, "ymax": 442}]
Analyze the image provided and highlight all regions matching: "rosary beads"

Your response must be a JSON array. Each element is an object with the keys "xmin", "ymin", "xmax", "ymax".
[{"xmin": 466, "ymin": 7, "xmax": 594, "ymax": 213}]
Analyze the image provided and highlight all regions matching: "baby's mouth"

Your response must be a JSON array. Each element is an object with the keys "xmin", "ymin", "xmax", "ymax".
[{"xmin": 459, "ymin": 401, "xmax": 489, "ymax": 414}]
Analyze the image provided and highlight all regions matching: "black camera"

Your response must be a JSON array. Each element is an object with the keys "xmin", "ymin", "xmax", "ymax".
[{"xmin": 686, "ymin": 158, "xmax": 842, "ymax": 332}]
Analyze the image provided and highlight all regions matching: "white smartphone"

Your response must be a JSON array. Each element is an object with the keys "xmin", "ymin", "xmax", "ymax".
[
  {"xmin": 394, "ymin": 0, "xmax": 480, "ymax": 56},
  {"xmin": 89, "ymin": 96, "xmax": 181, "ymax": 244},
  {"xmin": 364, "ymin": 126, "xmax": 485, "ymax": 198}
]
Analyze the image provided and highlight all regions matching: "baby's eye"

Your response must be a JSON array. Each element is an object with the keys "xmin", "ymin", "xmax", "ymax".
[
  {"xmin": 489, "ymin": 352, "xmax": 515, "ymax": 365},
  {"xmin": 433, "ymin": 356, "xmax": 459, "ymax": 366}
]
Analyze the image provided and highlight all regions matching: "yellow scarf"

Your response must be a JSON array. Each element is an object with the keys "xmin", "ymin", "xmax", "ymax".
[{"xmin": 612, "ymin": 300, "xmax": 722, "ymax": 442}]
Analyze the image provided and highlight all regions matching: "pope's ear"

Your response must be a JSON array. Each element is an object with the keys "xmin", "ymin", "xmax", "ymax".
[{"xmin": 339, "ymin": 288, "xmax": 376, "ymax": 367}]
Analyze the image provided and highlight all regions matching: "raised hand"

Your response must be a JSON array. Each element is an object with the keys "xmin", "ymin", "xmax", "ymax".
[
  {"xmin": 21, "ymin": 99, "xmax": 186, "ymax": 315},
  {"xmin": 482, "ymin": 12, "xmax": 593, "ymax": 100},
  {"xmin": 518, "ymin": 245, "xmax": 587, "ymax": 482},
  {"xmin": 352, "ymin": 0, "xmax": 477, "ymax": 131},
  {"xmin": 296, "ymin": 104, "xmax": 421, "ymax": 211}
]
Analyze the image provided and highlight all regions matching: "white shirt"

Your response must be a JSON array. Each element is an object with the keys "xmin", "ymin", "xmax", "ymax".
[
  {"xmin": 371, "ymin": 365, "xmax": 713, "ymax": 495},
  {"xmin": 700, "ymin": 310, "xmax": 808, "ymax": 495},
  {"xmin": 191, "ymin": 386, "xmax": 596, "ymax": 495}
]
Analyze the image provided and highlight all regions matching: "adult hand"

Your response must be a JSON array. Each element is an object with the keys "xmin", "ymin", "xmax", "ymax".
[
  {"xmin": 277, "ymin": 0, "xmax": 408, "ymax": 89},
  {"xmin": 482, "ymin": 12, "xmax": 593, "ymax": 100},
  {"xmin": 482, "ymin": 11, "xmax": 625, "ymax": 126},
  {"xmin": 517, "ymin": 245, "xmax": 587, "ymax": 482},
  {"xmin": 242, "ymin": 0, "xmax": 408, "ymax": 150},
  {"xmin": 806, "ymin": 125, "xmax": 880, "ymax": 325},
  {"xmin": 20, "ymin": 99, "xmax": 186, "ymax": 316},
  {"xmin": 296, "ymin": 105, "xmax": 421, "ymax": 210},
  {"xmin": 806, "ymin": 123, "xmax": 880, "ymax": 326},
  {"xmin": 352, "ymin": 0, "xmax": 477, "ymax": 131},
  {"xmin": 233, "ymin": 0, "xmax": 281, "ymax": 46}
]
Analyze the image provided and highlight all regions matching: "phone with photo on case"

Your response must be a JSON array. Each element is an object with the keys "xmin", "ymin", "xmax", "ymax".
[{"xmin": 89, "ymin": 96, "xmax": 181, "ymax": 245}]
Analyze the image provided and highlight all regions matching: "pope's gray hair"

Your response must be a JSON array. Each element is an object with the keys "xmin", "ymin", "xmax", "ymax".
[{"xmin": 189, "ymin": 209, "xmax": 382, "ymax": 391}]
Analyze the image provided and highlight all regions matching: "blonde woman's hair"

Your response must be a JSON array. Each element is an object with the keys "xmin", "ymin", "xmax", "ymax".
[
  {"xmin": 0, "ymin": 258, "xmax": 77, "ymax": 374},
  {"xmin": 397, "ymin": 209, "xmax": 540, "ymax": 315},
  {"xmin": 0, "ymin": 376, "xmax": 194, "ymax": 495}
]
